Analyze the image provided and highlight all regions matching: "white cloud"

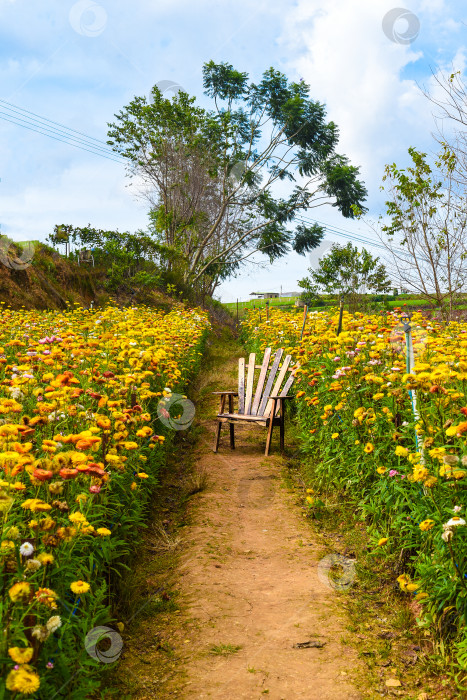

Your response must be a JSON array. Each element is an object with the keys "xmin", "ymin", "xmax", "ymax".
[
  {"xmin": 0, "ymin": 160, "xmax": 148, "ymax": 243},
  {"xmin": 278, "ymin": 0, "xmax": 459, "ymax": 210}
]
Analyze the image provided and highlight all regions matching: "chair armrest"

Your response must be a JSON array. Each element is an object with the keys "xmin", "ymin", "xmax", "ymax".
[
  {"xmin": 268, "ymin": 394, "xmax": 294, "ymax": 400},
  {"xmin": 212, "ymin": 391, "xmax": 238, "ymax": 396}
]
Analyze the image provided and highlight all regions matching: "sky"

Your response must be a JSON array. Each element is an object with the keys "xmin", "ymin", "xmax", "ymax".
[{"xmin": 0, "ymin": 0, "xmax": 465, "ymax": 301}]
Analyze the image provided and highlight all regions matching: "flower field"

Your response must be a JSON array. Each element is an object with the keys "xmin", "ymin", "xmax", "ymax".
[
  {"xmin": 0, "ymin": 303, "xmax": 209, "ymax": 697},
  {"xmin": 243, "ymin": 307, "xmax": 467, "ymax": 669}
]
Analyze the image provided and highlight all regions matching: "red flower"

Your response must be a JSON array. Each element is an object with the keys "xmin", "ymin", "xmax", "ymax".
[
  {"xmin": 59, "ymin": 468, "xmax": 78, "ymax": 480},
  {"xmin": 85, "ymin": 464, "xmax": 106, "ymax": 477},
  {"xmin": 33, "ymin": 468, "xmax": 53, "ymax": 482}
]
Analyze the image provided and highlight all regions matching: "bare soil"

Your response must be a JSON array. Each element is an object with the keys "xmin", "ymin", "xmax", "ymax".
[
  {"xmin": 169, "ymin": 433, "xmax": 365, "ymax": 699},
  {"xmin": 112, "ymin": 329, "xmax": 368, "ymax": 699}
]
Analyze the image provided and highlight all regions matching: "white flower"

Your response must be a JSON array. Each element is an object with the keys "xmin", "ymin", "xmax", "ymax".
[
  {"xmin": 454, "ymin": 505, "xmax": 462, "ymax": 513},
  {"xmin": 442, "ymin": 530, "xmax": 453, "ymax": 542},
  {"xmin": 25, "ymin": 559, "xmax": 42, "ymax": 572},
  {"xmin": 445, "ymin": 517, "xmax": 466, "ymax": 528},
  {"xmin": 32, "ymin": 625, "xmax": 49, "ymax": 641},
  {"xmin": 46, "ymin": 615, "xmax": 62, "ymax": 633},
  {"xmin": 19, "ymin": 542, "xmax": 34, "ymax": 557}
]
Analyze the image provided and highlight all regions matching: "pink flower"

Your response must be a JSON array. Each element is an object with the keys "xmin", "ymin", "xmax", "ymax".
[
  {"xmin": 89, "ymin": 485, "xmax": 101, "ymax": 494},
  {"xmin": 388, "ymin": 470, "xmax": 399, "ymax": 477},
  {"xmin": 47, "ymin": 662, "xmax": 54, "ymax": 669}
]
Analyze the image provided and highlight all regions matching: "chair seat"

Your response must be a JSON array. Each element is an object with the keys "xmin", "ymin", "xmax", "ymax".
[{"xmin": 217, "ymin": 412, "xmax": 269, "ymax": 423}]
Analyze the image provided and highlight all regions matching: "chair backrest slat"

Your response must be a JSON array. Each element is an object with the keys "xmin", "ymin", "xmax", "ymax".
[
  {"xmin": 280, "ymin": 373, "xmax": 295, "ymax": 398},
  {"xmin": 251, "ymin": 347, "xmax": 271, "ymax": 415},
  {"xmin": 257, "ymin": 348, "xmax": 283, "ymax": 416},
  {"xmin": 238, "ymin": 357, "xmax": 245, "ymax": 414},
  {"xmin": 244, "ymin": 353, "xmax": 256, "ymax": 415},
  {"xmin": 263, "ymin": 354, "xmax": 292, "ymax": 419}
]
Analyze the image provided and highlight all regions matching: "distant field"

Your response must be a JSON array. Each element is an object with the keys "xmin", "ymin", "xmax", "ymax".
[
  {"xmin": 222, "ymin": 294, "xmax": 467, "ymax": 318},
  {"xmin": 223, "ymin": 296, "xmax": 299, "ymax": 310}
]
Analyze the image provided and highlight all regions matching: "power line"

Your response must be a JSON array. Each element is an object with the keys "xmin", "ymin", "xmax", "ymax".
[
  {"xmin": 296, "ymin": 216, "xmax": 388, "ymax": 251},
  {"xmin": 0, "ymin": 112, "xmax": 124, "ymax": 164},
  {"xmin": 0, "ymin": 99, "xmax": 111, "ymax": 147},
  {"xmin": 0, "ymin": 101, "xmax": 125, "ymax": 164},
  {"xmin": 0, "ymin": 107, "xmax": 118, "ymax": 158}
]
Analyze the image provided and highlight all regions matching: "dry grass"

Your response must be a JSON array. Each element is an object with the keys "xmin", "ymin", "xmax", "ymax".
[
  {"xmin": 149, "ymin": 523, "xmax": 183, "ymax": 553},
  {"xmin": 185, "ymin": 467, "xmax": 209, "ymax": 496}
]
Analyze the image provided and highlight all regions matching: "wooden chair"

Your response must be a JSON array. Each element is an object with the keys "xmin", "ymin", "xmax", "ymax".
[{"xmin": 213, "ymin": 348, "xmax": 296, "ymax": 456}]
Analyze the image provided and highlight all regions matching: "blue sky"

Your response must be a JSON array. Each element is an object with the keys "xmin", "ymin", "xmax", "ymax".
[{"xmin": 0, "ymin": 0, "xmax": 465, "ymax": 301}]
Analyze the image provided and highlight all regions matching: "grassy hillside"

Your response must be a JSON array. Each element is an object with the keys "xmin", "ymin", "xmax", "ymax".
[{"xmin": 0, "ymin": 242, "xmax": 175, "ymax": 310}]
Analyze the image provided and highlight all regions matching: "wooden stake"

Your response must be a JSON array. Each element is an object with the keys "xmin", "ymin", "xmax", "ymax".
[
  {"xmin": 300, "ymin": 305, "xmax": 308, "ymax": 341},
  {"xmin": 337, "ymin": 297, "xmax": 344, "ymax": 336}
]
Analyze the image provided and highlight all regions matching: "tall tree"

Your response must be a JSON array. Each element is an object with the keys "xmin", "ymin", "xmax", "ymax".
[
  {"xmin": 107, "ymin": 61, "xmax": 368, "ymax": 293},
  {"xmin": 379, "ymin": 146, "xmax": 467, "ymax": 321},
  {"xmin": 424, "ymin": 69, "xmax": 467, "ymax": 189}
]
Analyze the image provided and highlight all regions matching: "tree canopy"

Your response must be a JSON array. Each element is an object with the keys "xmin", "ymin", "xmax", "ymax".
[
  {"xmin": 299, "ymin": 242, "xmax": 391, "ymax": 309},
  {"xmin": 107, "ymin": 61, "xmax": 368, "ymax": 295}
]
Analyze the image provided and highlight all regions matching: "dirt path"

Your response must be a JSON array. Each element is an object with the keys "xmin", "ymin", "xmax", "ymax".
[{"xmin": 114, "ymin": 328, "xmax": 367, "ymax": 699}]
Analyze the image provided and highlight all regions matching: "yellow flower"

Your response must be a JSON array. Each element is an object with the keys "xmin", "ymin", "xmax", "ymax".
[
  {"xmin": 377, "ymin": 537, "xmax": 388, "ymax": 546},
  {"xmin": 136, "ymin": 472, "xmax": 149, "ymax": 479},
  {"xmin": 376, "ymin": 467, "xmax": 387, "ymax": 474},
  {"xmin": 331, "ymin": 433, "xmax": 339, "ymax": 439},
  {"xmin": 395, "ymin": 446, "xmax": 409, "ymax": 458},
  {"xmin": 69, "ymin": 512, "xmax": 87, "ymax": 524},
  {"xmin": 364, "ymin": 443, "xmax": 374, "ymax": 454},
  {"xmin": 70, "ymin": 580, "xmax": 90, "ymax": 595},
  {"xmin": 136, "ymin": 426, "xmax": 153, "ymax": 438},
  {"xmin": 8, "ymin": 646, "xmax": 34, "ymax": 664},
  {"xmin": 96, "ymin": 527, "xmax": 111, "ymax": 536},
  {"xmin": 1, "ymin": 539, "xmax": 15, "ymax": 551},
  {"xmin": 9, "ymin": 581, "xmax": 31, "ymax": 602},
  {"xmin": 406, "ymin": 583, "xmax": 419, "ymax": 592},
  {"xmin": 36, "ymin": 552, "xmax": 54, "ymax": 565},
  {"xmin": 6, "ymin": 666, "xmax": 40, "ymax": 695},
  {"xmin": 397, "ymin": 574, "xmax": 410, "ymax": 591},
  {"xmin": 419, "ymin": 519, "xmax": 435, "ymax": 531}
]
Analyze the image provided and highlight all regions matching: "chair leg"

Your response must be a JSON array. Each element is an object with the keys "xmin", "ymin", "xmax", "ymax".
[
  {"xmin": 229, "ymin": 422, "xmax": 235, "ymax": 449},
  {"xmin": 280, "ymin": 412, "xmax": 285, "ymax": 452},
  {"xmin": 265, "ymin": 417, "xmax": 275, "ymax": 456},
  {"xmin": 228, "ymin": 395, "xmax": 235, "ymax": 449},
  {"xmin": 213, "ymin": 421, "xmax": 222, "ymax": 452}
]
